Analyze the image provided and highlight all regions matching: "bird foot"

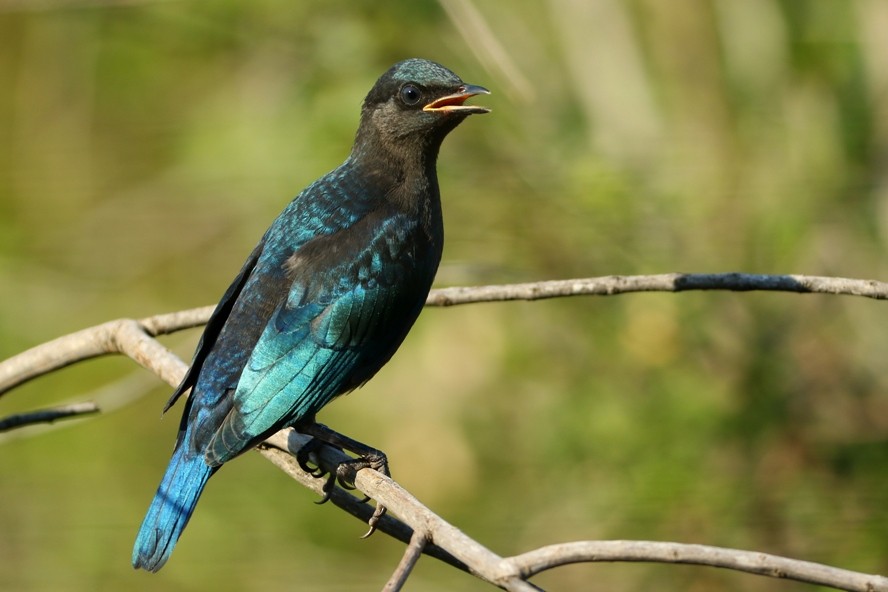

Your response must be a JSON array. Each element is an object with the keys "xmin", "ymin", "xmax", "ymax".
[
  {"xmin": 294, "ymin": 421, "xmax": 390, "ymax": 535},
  {"xmin": 295, "ymin": 437, "xmax": 330, "ymax": 478},
  {"xmin": 295, "ymin": 438, "xmax": 340, "ymax": 503}
]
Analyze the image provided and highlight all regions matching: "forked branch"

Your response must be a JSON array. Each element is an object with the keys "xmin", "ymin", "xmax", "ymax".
[{"xmin": 1, "ymin": 273, "xmax": 887, "ymax": 590}]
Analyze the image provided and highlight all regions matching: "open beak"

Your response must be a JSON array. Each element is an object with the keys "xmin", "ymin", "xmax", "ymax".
[{"xmin": 423, "ymin": 84, "xmax": 491, "ymax": 114}]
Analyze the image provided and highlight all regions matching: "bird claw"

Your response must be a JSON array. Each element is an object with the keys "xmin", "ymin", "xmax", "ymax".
[
  {"xmin": 315, "ymin": 471, "xmax": 337, "ymax": 505},
  {"xmin": 295, "ymin": 438, "xmax": 339, "ymax": 504},
  {"xmin": 293, "ymin": 423, "xmax": 391, "ymax": 533},
  {"xmin": 296, "ymin": 437, "xmax": 330, "ymax": 478},
  {"xmin": 332, "ymin": 449, "xmax": 390, "ymax": 489},
  {"xmin": 330, "ymin": 452, "xmax": 389, "ymax": 537},
  {"xmin": 361, "ymin": 503, "xmax": 387, "ymax": 538}
]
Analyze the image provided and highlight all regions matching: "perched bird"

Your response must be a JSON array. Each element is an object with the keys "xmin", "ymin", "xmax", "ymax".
[{"xmin": 132, "ymin": 58, "xmax": 489, "ymax": 572}]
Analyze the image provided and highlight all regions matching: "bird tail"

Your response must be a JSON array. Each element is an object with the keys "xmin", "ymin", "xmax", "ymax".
[{"xmin": 132, "ymin": 443, "xmax": 215, "ymax": 572}]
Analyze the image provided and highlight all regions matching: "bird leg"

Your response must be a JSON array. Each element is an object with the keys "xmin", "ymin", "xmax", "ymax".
[{"xmin": 294, "ymin": 420, "xmax": 389, "ymax": 536}]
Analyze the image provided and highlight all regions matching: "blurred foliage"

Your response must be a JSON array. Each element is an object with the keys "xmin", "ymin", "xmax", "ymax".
[{"xmin": 2, "ymin": 0, "xmax": 888, "ymax": 590}]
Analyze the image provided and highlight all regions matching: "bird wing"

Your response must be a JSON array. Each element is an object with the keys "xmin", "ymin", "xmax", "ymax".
[
  {"xmin": 163, "ymin": 240, "xmax": 266, "ymax": 413},
  {"xmin": 205, "ymin": 212, "xmax": 424, "ymax": 464}
]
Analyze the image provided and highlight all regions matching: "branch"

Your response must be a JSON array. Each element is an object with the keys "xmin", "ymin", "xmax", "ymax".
[
  {"xmin": 0, "ymin": 401, "xmax": 99, "ymax": 432},
  {"xmin": 268, "ymin": 429, "xmax": 886, "ymax": 592},
  {"xmin": 424, "ymin": 273, "xmax": 888, "ymax": 306},
  {"xmin": 382, "ymin": 530, "xmax": 427, "ymax": 592},
  {"xmin": 3, "ymin": 273, "xmax": 886, "ymax": 398},
  {"xmin": 2, "ymin": 272, "xmax": 887, "ymax": 590},
  {"xmin": 503, "ymin": 541, "xmax": 888, "ymax": 591},
  {"xmin": 262, "ymin": 430, "xmax": 541, "ymax": 591},
  {"xmin": 0, "ymin": 308, "xmax": 212, "ymax": 398},
  {"xmin": 257, "ymin": 432, "xmax": 469, "ymax": 574}
]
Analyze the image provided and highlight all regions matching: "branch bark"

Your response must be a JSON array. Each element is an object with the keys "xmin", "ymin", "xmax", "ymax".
[
  {"xmin": 424, "ymin": 272, "xmax": 888, "ymax": 305},
  {"xmin": 502, "ymin": 541, "xmax": 887, "ymax": 591},
  {"xmin": 382, "ymin": 531, "xmax": 428, "ymax": 592},
  {"xmin": 2, "ymin": 273, "xmax": 887, "ymax": 590},
  {"xmin": 4, "ymin": 272, "xmax": 887, "ymax": 398},
  {"xmin": 0, "ymin": 401, "xmax": 99, "ymax": 431}
]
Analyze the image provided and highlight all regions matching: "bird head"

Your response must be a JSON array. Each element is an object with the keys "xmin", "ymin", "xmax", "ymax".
[{"xmin": 357, "ymin": 58, "xmax": 490, "ymax": 152}]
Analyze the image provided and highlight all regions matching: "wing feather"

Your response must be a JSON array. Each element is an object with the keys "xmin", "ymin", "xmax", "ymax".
[{"xmin": 204, "ymin": 212, "xmax": 424, "ymax": 465}]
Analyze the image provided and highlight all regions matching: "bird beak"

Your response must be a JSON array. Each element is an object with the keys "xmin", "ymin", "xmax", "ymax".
[{"xmin": 423, "ymin": 84, "xmax": 491, "ymax": 114}]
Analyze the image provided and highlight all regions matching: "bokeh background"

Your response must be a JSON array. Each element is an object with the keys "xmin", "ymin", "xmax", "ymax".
[{"xmin": 2, "ymin": 1, "xmax": 888, "ymax": 590}]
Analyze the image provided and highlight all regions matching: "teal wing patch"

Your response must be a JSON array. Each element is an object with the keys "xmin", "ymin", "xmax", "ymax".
[{"xmin": 205, "ymin": 215, "xmax": 417, "ymax": 465}]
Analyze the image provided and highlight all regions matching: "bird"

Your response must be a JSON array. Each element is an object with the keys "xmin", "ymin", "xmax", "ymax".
[{"xmin": 132, "ymin": 58, "xmax": 490, "ymax": 572}]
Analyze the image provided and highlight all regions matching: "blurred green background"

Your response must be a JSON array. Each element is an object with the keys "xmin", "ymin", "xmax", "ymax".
[{"xmin": 2, "ymin": 0, "xmax": 887, "ymax": 590}]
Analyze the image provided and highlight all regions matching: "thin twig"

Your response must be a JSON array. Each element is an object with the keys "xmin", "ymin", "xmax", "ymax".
[
  {"xmin": 138, "ymin": 305, "xmax": 216, "ymax": 337},
  {"xmin": 0, "ymin": 401, "xmax": 99, "ymax": 432},
  {"xmin": 350, "ymin": 469, "xmax": 533, "ymax": 591},
  {"xmin": 4, "ymin": 273, "xmax": 887, "ymax": 398},
  {"xmin": 0, "ymin": 372, "xmax": 160, "ymax": 442},
  {"xmin": 382, "ymin": 530, "xmax": 428, "ymax": 592},
  {"xmin": 424, "ymin": 273, "xmax": 888, "ymax": 306},
  {"xmin": 503, "ymin": 541, "xmax": 888, "ymax": 592},
  {"xmin": 354, "ymin": 469, "xmax": 511, "ymax": 584}
]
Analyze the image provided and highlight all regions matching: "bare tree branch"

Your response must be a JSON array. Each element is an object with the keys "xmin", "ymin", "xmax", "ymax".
[
  {"xmin": 349, "ymin": 465, "xmax": 541, "ymax": 592},
  {"xmin": 4, "ymin": 273, "xmax": 886, "ymax": 399},
  {"xmin": 502, "ymin": 541, "xmax": 888, "ymax": 592},
  {"xmin": 424, "ymin": 273, "xmax": 888, "ymax": 306},
  {"xmin": 0, "ymin": 318, "xmax": 192, "ymax": 398},
  {"xmin": 0, "ymin": 401, "xmax": 99, "ymax": 432},
  {"xmin": 2, "ymin": 272, "xmax": 887, "ymax": 589},
  {"xmin": 137, "ymin": 305, "xmax": 216, "ymax": 336},
  {"xmin": 382, "ymin": 531, "xmax": 428, "ymax": 592}
]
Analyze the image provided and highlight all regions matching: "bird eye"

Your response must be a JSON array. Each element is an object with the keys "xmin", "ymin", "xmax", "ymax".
[{"xmin": 399, "ymin": 84, "xmax": 422, "ymax": 106}]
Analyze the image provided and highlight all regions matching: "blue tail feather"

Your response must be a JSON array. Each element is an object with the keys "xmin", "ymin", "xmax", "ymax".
[{"xmin": 132, "ymin": 444, "xmax": 214, "ymax": 572}]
